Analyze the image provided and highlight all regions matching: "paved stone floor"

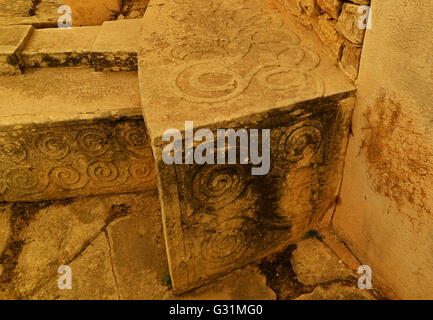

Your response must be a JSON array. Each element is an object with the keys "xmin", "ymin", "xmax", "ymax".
[{"xmin": 0, "ymin": 189, "xmax": 382, "ymax": 300}]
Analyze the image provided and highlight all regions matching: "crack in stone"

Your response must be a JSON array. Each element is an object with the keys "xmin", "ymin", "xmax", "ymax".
[{"xmin": 104, "ymin": 229, "xmax": 121, "ymax": 300}]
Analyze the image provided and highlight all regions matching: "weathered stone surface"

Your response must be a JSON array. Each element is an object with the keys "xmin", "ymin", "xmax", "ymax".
[
  {"xmin": 169, "ymin": 265, "xmax": 277, "ymax": 300},
  {"xmin": 0, "ymin": 25, "xmax": 33, "ymax": 75},
  {"xmin": 64, "ymin": 0, "xmax": 121, "ymax": 26},
  {"xmin": 320, "ymin": 227, "xmax": 361, "ymax": 272},
  {"xmin": 0, "ymin": 205, "xmax": 11, "ymax": 255},
  {"xmin": 317, "ymin": 0, "xmax": 342, "ymax": 20},
  {"xmin": 280, "ymin": 0, "xmax": 303, "ymax": 17},
  {"xmin": 107, "ymin": 190, "xmax": 169, "ymax": 300},
  {"xmin": 299, "ymin": 0, "xmax": 320, "ymax": 17},
  {"xmin": 0, "ymin": 0, "xmax": 33, "ymax": 17},
  {"xmin": 337, "ymin": 3, "xmax": 365, "ymax": 45},
  {"xmin": 296, "ymin": 282, "xmax": 375, "ymax": 300},
  {"xmin": 315, "ymin": 13, "xmax": 344, "ymax": 59},
  {"xmin": 341, "ymin": 40, "xmax": 362, "ymax": 80},
  {"xmin": 291, "ymin": 239, "xmax": 354, "ymax": 285},
  {"xmin": 8, "ymin": 192, "xmax": 155, "ymax": 298},
  {"xmin": 14, "ymin": 198, "xmax": 112, "ymax": 296},
  {"xmin": 92, "ymin": 20, "xmax": 141, "ymax": 71},
  {"xmin": 139, "ymin": 0, "xmax": 355, "ymax": 294},
  {"xmin": 21, "ymin": 27, "xmax": 99, "ymax": 68},
  {"xmin": 32, "ymin": 232, "xmax": 119, "ymax": 300},
  {"xmin": 333, "ymin": 0, "xmax": 433, "ymax": 300},
  {"xmin": 34, "ymin": 0, "xmax": 62, "ymax": 24}
]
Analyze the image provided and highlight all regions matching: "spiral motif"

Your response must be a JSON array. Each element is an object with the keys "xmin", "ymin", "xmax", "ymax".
[
  {"xmin": 115, "ymin": 122, "xmax": 148, "ymax": 157},
  {"xmin": 175, "ymin": 62, "xmax": 248, "ymax": 103},
  {"xmin": 50, "ymin": 166, "xmax": 88, "ymax": 190},
  {"xmin": 0, "ymin": 142, "xmax": 27, "ymax": 164},
  {"xmin": 6, "ymin": 168, "xmax": 39, "ymax": 191},
  {"xmin": 36, "ymin": 133, "xmax": 69, "ymax": 160},
  {"xmin": 201, "ymin": 217, "xmax": 258, "ymax": 267},
  {"xmin": 128, "ymin": 161, "xmax": 154, "ymax": 183},
  {"xmin": 76, "ymin": 128, "xmax": 109, "ymax": 157},
  {"xmin": 274, "ymin": 121, "xmax": 323, "ymax": 169},
  {"xmin": 192, "ymin": 165, "xmax": 247, "ymax": 208},
  {"xmin": 88, "ymin": 161, "xmax": 119, "ymax": 184}
]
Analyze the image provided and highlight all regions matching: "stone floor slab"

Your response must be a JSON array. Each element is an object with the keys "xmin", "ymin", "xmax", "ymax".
[
  {"xmin": 32, "ymin": 232, "xmax": 119, "ymax": 300},
  {"xmin": 139, "ymin": 0, "xmax": 355, "ymax": 294},
  {"xmin": 291, "ymin": 239, "xmax": 354, "ymax": 286}
]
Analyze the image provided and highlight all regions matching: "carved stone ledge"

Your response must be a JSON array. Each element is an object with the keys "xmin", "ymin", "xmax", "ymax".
[{"xmin": 0, "ymin": 117, "xmax": 156, "ymax": 202}]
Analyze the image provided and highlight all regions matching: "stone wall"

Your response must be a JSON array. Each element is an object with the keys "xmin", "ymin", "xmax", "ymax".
[
  {"xmin": 278, "ymin": 0, "xmax": 371, "ymax": 80},
  {"xmin": 332, "ymin": 0, "xmax": 433, "ymax": 299}
]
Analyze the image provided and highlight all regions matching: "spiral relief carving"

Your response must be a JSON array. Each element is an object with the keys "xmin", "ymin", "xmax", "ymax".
[
  {"xmin": 49, "ymin": 166, "xmax": 88, "ymax": 190},
  {"xmin": 115, "ymin": 122, "xmax": 148, "ymax": 157},
  {"xmin": 76, "ymin": 128, "xmax": 109, "ymax": 157},
  {"xmin": 128, "ymin": 161, "xmax": 154, "ymax": 183},
  {"xmin": 36, "ymin": 133, "xmax": 69, "ymax": 160},
  {"xmin": 192, "ymin": 165, "xmax": 247, "ymax": 208},
  {"xmin": 201, "ymin": 217, "xmax": 259, "ymax": 267},
  {"xmin": 175, "ymin": 62, "xmax": 249, "ymax": 103},
  {"xmin": 273, "ymin": 121, "xmax": 323, "ymax": 170},
  {"xmin": 88, "ymin": 161, "xmax": 119, "ymax": 184},
  {"xmin": 5, "ymin": 169, "xmax": 39, "ymax": 191}
]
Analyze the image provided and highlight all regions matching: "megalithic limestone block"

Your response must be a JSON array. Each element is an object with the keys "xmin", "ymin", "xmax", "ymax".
[{"xmin": 138, "ymin": 0, "xmax": 355, "ymax": 294}]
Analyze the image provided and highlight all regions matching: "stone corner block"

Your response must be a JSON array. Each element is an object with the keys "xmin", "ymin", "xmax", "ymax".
[{"xmin": 0, "ymin": 25, "xmax": 34, "ymax": 75}]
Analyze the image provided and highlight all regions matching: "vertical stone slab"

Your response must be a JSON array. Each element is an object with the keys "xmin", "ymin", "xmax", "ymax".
[{"xmin": 139, "ymin": 0, "xmax": 355, "ymax": 294}]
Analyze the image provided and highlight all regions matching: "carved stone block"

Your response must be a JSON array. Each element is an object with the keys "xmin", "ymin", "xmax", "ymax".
[
  {"xmin": 139, "ymin": 0, "xmax": 355, "ymax": 293},
  {"xmin": 0, "ymin": 117, "xmax": 155, "ymax": 202}
]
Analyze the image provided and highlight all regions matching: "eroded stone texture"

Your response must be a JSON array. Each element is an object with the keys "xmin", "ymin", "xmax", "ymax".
[
  {"xmin": 317, "ymin": 0, "xmax": 342, "ymax": 20},
  {"xmin": 0, "ymin": 25, "xmax": 33, "ymax": 75},
  {"xmin": 0, "ymin": 0, "xmax": 33, "ymax": 17},
  {"xmin": 296, "ymin": 282, "xmax": 375, "ymax": 300},
  {"xmin": 139, "ymin": 0, "xmax": 355, "ymax": 294},
  {"xmin": 32, "ymin": 232, "xmax": 119, "ymax": 300},
  {"xmin": 341, "ymin": 40, "xmax": 362, "ymax": 80},
  {"xmin": 337, "ymin": 3, "xmax": 365, "ymax": 45},
  {"xmin": 291, "ymin": 239, "xmax": 354, "ymax": 285}
]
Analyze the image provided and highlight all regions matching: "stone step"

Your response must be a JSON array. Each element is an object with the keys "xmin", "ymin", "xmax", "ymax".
[
  {"xmin": 0, "ymin": 19, "xmax": 141, "ymax": 75},
  {"xmin": 0, "ymin": 67, "xmax": 155, "ymax": 202},
  {"xmin": 138, "ymin": 0, "xmax": 356, "ymax": 294}
]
